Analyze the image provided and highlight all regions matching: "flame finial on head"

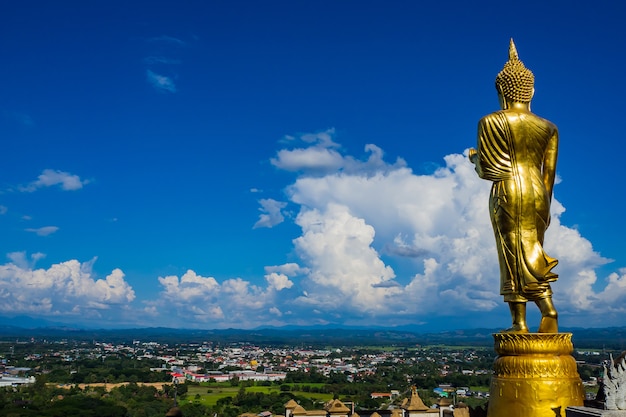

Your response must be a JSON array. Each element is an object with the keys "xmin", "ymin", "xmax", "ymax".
[{"xmin": 509, "ymin": 38, "xmax": 519, "ymax": 62}]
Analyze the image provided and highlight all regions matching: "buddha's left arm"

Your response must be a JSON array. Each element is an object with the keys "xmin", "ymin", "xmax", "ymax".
[{"xmin": 543, "ymin": 128, "xmax": 559, "ymax": 201}]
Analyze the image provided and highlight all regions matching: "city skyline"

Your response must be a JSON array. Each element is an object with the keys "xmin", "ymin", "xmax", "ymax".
[{"xmin": 1, "ymin": 0, "xmax": 625, "ymax": 330}]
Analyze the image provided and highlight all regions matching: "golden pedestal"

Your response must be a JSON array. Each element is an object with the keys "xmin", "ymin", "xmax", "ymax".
[{"xmin": 488, "ymin": 333, "xmax": 585, "ymax": 417}]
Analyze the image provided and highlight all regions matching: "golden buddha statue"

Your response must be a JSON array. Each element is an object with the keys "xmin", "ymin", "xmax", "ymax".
[{"xmin": 469, "ymin": 39, "xmax": 559, "ymax": 333}]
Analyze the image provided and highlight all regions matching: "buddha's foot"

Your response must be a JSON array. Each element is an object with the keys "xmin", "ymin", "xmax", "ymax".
[
  {"xmin": 538, "ymin": 317, "xmax": 558, "ymax": 333},
  {"xmin": 502, "ymin": 324, "xmax": 529, "ymax": 334}
]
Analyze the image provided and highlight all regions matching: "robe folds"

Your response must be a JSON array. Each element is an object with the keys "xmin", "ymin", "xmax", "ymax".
[{"xmin": 475, "ymin": 110, "xmax": 559, "ymax": 302}]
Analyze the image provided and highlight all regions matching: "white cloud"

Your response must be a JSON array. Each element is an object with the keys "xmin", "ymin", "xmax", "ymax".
[
  {"xmin": 20, "ymin": 169, "xmax": 88, "ymax": 192},
  {"xmin": 0, "ymin": 205, "xmax": 7, "ymax": 215},
  {"xmin": 269, "ymin": 307, "xmax": 283, "ymax": 316},
  {"xmin": 270, "ymin": 128, "xmax": 341, "ymax": 174},
  {"xmin": 292, "ymin": 203, "xmax": 399, "ymax": 314},
  {"xmin": 300, "ymin": 129, "xmax": 339, "ymax": 147},
  {"xmin": 143, "ymin": 306, "xmax": 158, "ymax": 316},
  {"xmin": 159, "ymin": 270, "xmax": 220, "ymax": 303},
  {"xmin": 271, "ymin": 129, "xmax": 406, "ymax": 177},
  {"xmin": 125, "ymin": 128, "xmax": 600, "ymax": 329},
  {"xmin": 264, "ymin": 263, "xmax": 308, "ymax": 276},
  {"xmin": 271, "ymin": 146, "xmax": 345, "ymax": 173},
  {"xmin": 543, "ymin": 217, "xmax": 611, "ymax": 315},
  {"xmin": 258, "ymin": 129, "xmax": 621, "ymax": 328},
  {"xmin": 25, "ymin": 226, "xmax": 59, "ymax": 236},
  {"xmin": 6, "ymin": 251, "xmax": 45, "ymax": 269},
  {"xmin": 265, "ymin": 272, "xmax": 294, "ymax": 291},
  {"xmin": 8, "ymin": 128, "xmax": 616, "ymax": 330},
  {"xmin": 253, "ymin": 198, "xmax": 287, "ymax": 228},
  {"xmin": 596, "ymin": 269, "xmax": 626, "ymax": 310},
  {"xmin": 150, "ymin": 267, "xmax": 299, "ymax": 328},
  {"xmin": 0, "ymin": 258, "xmax": 135, "ymax": 317},
  {"xmin": 147, "ymin": 70, "xmax": 177, "ymax": 93}
]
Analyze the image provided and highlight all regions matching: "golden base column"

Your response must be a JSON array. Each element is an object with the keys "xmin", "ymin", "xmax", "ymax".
[{"xmin": 488, "ymin": 333, "xmax": 585, "ymax": 417}]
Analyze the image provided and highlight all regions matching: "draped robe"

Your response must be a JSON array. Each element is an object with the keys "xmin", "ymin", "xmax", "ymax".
[{"xmin": 475, "ymin": 110, "xmax": 559, "ymax": 301}]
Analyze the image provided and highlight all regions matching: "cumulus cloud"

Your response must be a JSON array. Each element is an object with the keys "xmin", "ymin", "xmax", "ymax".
[
  {"xmin": 264, "ymin": 263, "xmax": 308, "ymax": 276},
  {"xmin": 292, "ymin": 203, "xmax": 399, "ymax": 313},
  {"xmin": 544, "ymin": 216, "xmax": 611, "ymax": 314},
  {"xmin": 147, "ymin": 70, "xmax": 177, "ymax": 93},
  {"xmin": 253, "ymin": 198, "xmax": 287, "ymax": 228},
  {"xmin": 269, "ymin": 307, "xmax": 283, "ymax": 316},
  {"xmin": 0, "ymin": 257, "xmax": 135, "ymax": 317},
  {"xmin": 271, "ymin": 129, "xmax": 406, "ymax": 177},
  {"xmin": 7, "ymin": 251, "xmax": 45, "ymax": 269},
  {"xmin": 25, "ymin": 226, "xmax": 59, "ymax": 236},
  {"xmin": 596, "ymin": 269, "xmax": 626, "ymax": 310},
  {"xmin": 12, "ymin": 128, "xmax": 612, "ymax": 329},
  {"xmin": 271, "ymin": 146, "xmax": 344, "ymax": 173},
  {"xmin": 266, "ymin": 272, "xmax": 294, "ymax": 291},
  {"xmin": 271, "ymin": 128, "xmax": 343, "ymax": 173},
  {"xmin": 253, "ymin": 128, "xmax": 620, "ymax": 328},
  {"xmin": 150, "ymin": 267, "xmax": 298, "ymax": 328},
  {"xmin": 20, "ymin": 169, "xmax": 88, "ymax": 192},
  {"xmin": 24, "ymin": 128, "xmax": 605, "ymax": 329}
]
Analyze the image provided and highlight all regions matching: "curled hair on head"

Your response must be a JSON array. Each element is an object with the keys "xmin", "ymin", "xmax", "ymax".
[{"xmin": 495, "ymin": 39, "xmax": 534, "ymax": 103}]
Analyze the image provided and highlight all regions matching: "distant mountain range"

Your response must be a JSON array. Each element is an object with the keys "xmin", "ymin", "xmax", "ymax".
[{"xmin": 1, "ymin": 315, "xmax": 626, "ymax": 349}]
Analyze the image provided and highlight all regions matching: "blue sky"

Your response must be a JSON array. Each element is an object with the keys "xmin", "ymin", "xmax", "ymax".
[{"xmin": 1, "ymin": 0, "xmax": 626, "ymax": 330}]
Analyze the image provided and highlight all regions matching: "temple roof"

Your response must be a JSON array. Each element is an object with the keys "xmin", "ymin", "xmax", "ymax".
[
  {"xmin": 292, "ymin": 405, "xmax": 308, "ymax": 415},
  {"xmin": 403, "ymin": 387, "xmax": 429, "ymax": 411},
  {"xmin": 285, "ymin": 399, "xmax": 299, "ymax": 409},
  {"xmin": 327, "ymin": 399, "xmax": 350, "ymax": 414}
]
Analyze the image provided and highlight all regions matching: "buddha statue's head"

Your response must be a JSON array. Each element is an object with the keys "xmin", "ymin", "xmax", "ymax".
[{"xmin": 495, "ymin": 39, "xmax": 534, "ymax": 105}]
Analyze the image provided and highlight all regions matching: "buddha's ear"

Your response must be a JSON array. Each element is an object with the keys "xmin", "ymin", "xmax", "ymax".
[
  {"xmin": 496, "ymin": 86, "xmax": 507, "ymax": 110},
  {"xmin": 528, "ymin": 88, "xmax": 535, "ymax": 111}
]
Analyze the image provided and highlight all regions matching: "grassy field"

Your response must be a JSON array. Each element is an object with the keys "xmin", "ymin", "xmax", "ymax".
[
  {"xmin": 184, "ymin": 385, "xmax": 239, "ymax": 406},
  {"xmin": 181, "ymin": 384, "xmax": 334, "ymax": 407}
]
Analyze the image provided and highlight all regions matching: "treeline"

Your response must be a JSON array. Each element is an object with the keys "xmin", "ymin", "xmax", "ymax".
[
  {"xmin": 0, "ymin": 378, "xmax": 317, "ymax": 417},
  {"xmin": 0, "ymin": 377, "xmax": 160, "ymax": 416},
  {"xmin": 37, "ymin": 357, "xmax": 171, "ymax": 384}
]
